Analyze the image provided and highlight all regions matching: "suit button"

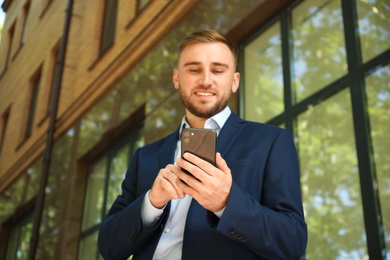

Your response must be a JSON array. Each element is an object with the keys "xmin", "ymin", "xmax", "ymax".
[{"xmin": 228, "ymin": 227, "xmax": 235, "ymax": 235}]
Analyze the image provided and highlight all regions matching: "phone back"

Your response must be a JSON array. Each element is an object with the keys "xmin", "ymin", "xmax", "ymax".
[{"xmin": 181, "ymin": 128, "xmax": 217, "ymax": 165}]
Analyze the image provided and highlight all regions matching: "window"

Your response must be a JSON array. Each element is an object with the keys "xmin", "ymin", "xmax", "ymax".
[
  {"xmin": 244, "ymin": 21, "xmax": 283, "ymax": 123},
  {"xmin": 297, "ymin": 89, "xmax": 366, "ymax": 258},
  {"xmin": 357, "ymin": 0, "xmax": 390, "ymax": 63},
  {"xmin": 0, "ymin": 108, "xmax": 10, "ymax": 157},
  {"xmin": 4, "ymin": 212, "xmax": 34, "ymax": 260},
  {"xmin": 41, "ymin": 43, "xmax": 61, "ymax": 121},
  {"xmin": 137, "ymin": 0, "xmax": 151, "ymax": 13},
  {"xmin": 366, "ymin": 64, "xmax": 390, "ymax": 254},
  {"xmin": 25, "ymin": 71, "xmax": 41, "ymax": 139},
  {"xmin": 100, "ymin": 0, "xmax": 118, "ymax": 54},
  {"xmin": 41, "ymin": 0, "xmax": 54, "ymax": 16},
  {"xmin": 20, "ymin": 1, "xmax": 31, "ymax": 45},
  {"xmin": 3, "ymin": 22, "xmax": 16, "ymax": 71},
  {"xmin": 78, "ymin": 125, "xmax": 144, "ymax": 260},
  {"xmin": 292, "ymin": 0, "xmax": 347, "ymax": 102},
  {"xmin": 241, "ymin": 0, "xmax": 389, "ymax": 258}
]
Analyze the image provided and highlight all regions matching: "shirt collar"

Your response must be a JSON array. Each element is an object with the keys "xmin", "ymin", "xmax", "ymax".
[{"xmin": 179, "ymin": 106, "xmax": 231, "ymax": 138}]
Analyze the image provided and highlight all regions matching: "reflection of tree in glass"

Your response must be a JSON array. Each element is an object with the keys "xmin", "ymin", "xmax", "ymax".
[
  {"xmin": 243, "ymin": 21, "xmax": 284, "ymax": 123},
  {"xmin": 357, "ymin": 0, "xmax": 390, "ymax": 62},
  {"xmin": 299, "ymin": 89, "xmax": 367, "ymax": 259},
  {"xmin": 292, "ymin": 0, "xmax": 347, "ymax": 102},
  {"xmin": 366, "ymin": 65, "xmax": 390, "ymax": 254}
]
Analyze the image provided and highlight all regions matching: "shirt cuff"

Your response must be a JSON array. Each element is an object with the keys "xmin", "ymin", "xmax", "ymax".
[
  {"xmin": 214, "ymin": 207, "xmax": 226, "ymax": 218},
  {"xmin": 141, "ymin": 190, "xmax": 165, "ymax": 226}
]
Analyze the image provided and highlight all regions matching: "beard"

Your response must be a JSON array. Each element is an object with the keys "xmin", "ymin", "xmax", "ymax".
[{"xmin": 178, "ymin": 84, "xmax": 231, "ymax": 119}]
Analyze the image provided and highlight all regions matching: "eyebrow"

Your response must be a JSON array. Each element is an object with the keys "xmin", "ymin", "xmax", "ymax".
[{"xmin": 183, "ymin": 61, "xmax": 229, "ymax": 68}]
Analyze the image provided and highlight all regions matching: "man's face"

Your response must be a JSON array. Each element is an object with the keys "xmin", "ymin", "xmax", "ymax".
[{"xmin": 173, "ymin": 42, "xmax": 240, "ymax": 119}]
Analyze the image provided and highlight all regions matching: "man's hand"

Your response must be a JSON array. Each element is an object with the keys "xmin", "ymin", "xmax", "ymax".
[
  {"xmin": 149, "ymin": 164, "xmax": 186, "ymax": 208},
  {"xmin": 174, "ymin": 152, "xmax": 232, "ymax": 212}
]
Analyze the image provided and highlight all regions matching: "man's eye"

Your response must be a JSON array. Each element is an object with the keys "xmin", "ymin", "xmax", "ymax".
[
  {"xmin": 190, "ymin": 69, "xmax": 200, "ymax": 73},
  {"xmin": 213, "ymin": 70, "xmax": 224, "ymax": 74}
]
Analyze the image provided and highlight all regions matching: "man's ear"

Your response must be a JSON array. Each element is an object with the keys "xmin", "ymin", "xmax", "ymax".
[
  {"xmin": 232, "ymin": 72, "xmax": 240, "ymax": 93},
  {"xmin": 173, "ymin": 68, "xmax": 179, "ymax": 90}
]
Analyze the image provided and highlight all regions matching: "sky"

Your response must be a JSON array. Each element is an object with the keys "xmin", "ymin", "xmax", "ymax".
[
  {"xmin": 0, "ymin": 5, "xmax": 4, "ymax": 25},
  {"xmin": 0, "ymin": 4, "xmax": 4, "ymax": 43}
]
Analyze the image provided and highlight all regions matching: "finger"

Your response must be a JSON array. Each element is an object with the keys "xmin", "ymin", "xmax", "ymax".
[
  {"xmin": 172, "ymin": 166, "xmax": 202, "ymax": 195},
  {"xmin": 157, "ymin": 169, "xmax": 179, "ymax": 197},
  {"xmin": 216, "ymin": 152, "xmax": 230, "ymax": 174},
  {"xmin": 174, "ymin": 173, "xmax": 199, "ymax": 197},
  {"xmin": 179, "ymin": 153, "xmax": 213, "ymax": 176},
  {"xmin": 164, "ymin": 165, "xmax": 186, "ymax": 197},
  {"xmin": 151, "ymin": 167, "xmax": 183, "ymax": 202}
]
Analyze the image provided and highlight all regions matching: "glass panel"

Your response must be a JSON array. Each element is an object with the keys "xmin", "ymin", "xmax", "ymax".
[
  {"xmin": 78, "ymin": 231, "xmax": 99, "ymax": 260},
  {"xmin": 25, "ymin": 156, "xmax": 42, "ymax": 203},
  {"xmin": 35, "ymin": 233, "xmax": 57, "ymax": 260},
  {"xmin": 81, "ymin": 157, "xmax": 107, "ymax": 231},
  {"xmin": 39, "ymin": 196, "xmax": 62, "ymax": 235},
  {"xmin": 101, "ymin": 0, "xmax": 118, "ymax": 53},
  {"xmin": 244, "ymin": 22, "xmax": 284, "ymax": 123},
  {"xmin": 106, "ymin": 146, "xmax": 128, "ymax": 214},
  {"xmin": 144, "ymin": 92, "xmax": 182, "ymax": 144},
  {"xmin": 16, "ymin": 214, "xmax": 33, "ymax": 259},
  {"xmin": 5, "ymin": 212, "xmax": 33, "ymax": 260},
  {"xmin": 79, "ymin": 93, "xmax": 115, "ymax": 156},
  {"xmin": 138, "ymin": 0, "xmax": 151, "ymax": 11},
  {"xmin": 357, "ymin": 0, "xmax": 390, "ymax": 63},
  {"xmin": 115, "ymin": 78, "xmax": 146, "ymax": 123},
  {"xmin": 26, "ymin": 74, "xmax": 40, "ymax": 138},
  {"xmin": 0, "ymin": 175, "xmax": 25, "ymax": 222},
  {"xmin": 298, "ymin": 89, "xmax": 367, "ymax": 259},
  {"xmin": 47, "ymin": 128, "xmax": 74, "ymax": 193},
  {"xmin": 366, "ymin": 64, "xmax": 390, "ymax": 257},
  {"xmin": 292, "ymin": 0, "xmax": 347, "ymax": 102},
  {"xmin": 5, "ymin": 224, "xmax": 19, "ymax": 260}
]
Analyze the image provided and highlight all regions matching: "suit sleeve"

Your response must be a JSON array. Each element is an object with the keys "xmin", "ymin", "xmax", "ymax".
[
  {"xmin": 214, "ymin": 129, "xmax": 308, "ymax": 259},
  {"xmin": 98, "ymin": 149, "xmax": 167, "ymax": 260}
]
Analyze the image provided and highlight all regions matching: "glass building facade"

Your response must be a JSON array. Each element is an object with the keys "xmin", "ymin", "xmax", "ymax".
[{"xmin": 0, "ymin": 0, "xmax": 388, "ymax": 259}]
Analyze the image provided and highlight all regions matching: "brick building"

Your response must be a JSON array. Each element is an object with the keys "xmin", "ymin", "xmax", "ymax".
[{"xmin": 0, "ymin": 0, "xmax": 389, "ymax": 259}]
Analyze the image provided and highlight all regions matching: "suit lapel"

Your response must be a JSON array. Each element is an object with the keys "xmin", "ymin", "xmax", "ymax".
[
  {"xmin": 159, "ymin": 126, "xmax": 181, "ymax": 167},
  {"xmin": 217, "ymin": 112, "xmax": 246, "ymax": 157}
]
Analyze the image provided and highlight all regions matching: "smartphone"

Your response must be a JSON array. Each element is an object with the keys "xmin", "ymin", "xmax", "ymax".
[{"xmin": 181, "ymin": 128, "xmax": 217, "ymax": 166}]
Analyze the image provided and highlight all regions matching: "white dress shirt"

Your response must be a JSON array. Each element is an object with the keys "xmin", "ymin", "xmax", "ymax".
[{"xmin": 141, "ymin": 106, "xmax": 231, "ymax": 260}]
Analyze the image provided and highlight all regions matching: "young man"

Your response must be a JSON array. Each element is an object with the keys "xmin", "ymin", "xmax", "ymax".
[{"xmin": 98, "ymin": 29, "xmax": 307, "ymax": 260}]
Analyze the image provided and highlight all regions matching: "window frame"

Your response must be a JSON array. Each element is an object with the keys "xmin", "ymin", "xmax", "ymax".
[
  {"xmin": 238, "ymin": 0, "xmax": 389, "ymax": 258},
  {"xmin": 77, "ymin": 123, "xmax": 144, "ymax": 259}
]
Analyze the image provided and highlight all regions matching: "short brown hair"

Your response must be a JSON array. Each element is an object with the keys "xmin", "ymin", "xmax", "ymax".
[{"xmin": 177, "ymin": 29, "xmax": 238, "ymax": 68}]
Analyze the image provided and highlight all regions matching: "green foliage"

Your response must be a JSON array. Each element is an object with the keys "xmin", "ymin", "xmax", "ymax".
[{"xmin": 0, "ymin": 23, "xmax": 3, "ymax": 42}]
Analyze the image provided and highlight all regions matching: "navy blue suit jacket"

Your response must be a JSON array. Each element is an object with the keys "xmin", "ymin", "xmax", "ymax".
[{"xmin": 98, "ymin": 112, "xmax": 307, "ymax": 259}]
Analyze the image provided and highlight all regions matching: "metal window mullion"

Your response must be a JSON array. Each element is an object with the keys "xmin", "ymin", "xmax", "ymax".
[
  {"xmin": 280, "ymin": 8, "xmax": 295, "ymax": 133},
  {"xmin": 102, "ymin": 152, "xmax": 112, "ymax": 223},
  {"xmin": 341, "ymin": 0, "xmax": 386, "ymax": 259}
]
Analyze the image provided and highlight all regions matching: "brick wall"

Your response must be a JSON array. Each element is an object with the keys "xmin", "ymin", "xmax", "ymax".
[{"xmin": 0, "ymin": 0, "xmax": 197, "ymax": 192}]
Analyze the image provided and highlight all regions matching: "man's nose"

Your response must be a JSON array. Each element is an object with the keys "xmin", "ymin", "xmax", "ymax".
[{"xmin": 199, "ymin": 70, "xmax": 212, "ymax": 86}]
